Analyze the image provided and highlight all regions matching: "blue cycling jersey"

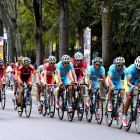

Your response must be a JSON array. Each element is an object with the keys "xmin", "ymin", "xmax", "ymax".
[
  {"xmin": 108, "ymin": 64, "xmax": 126, "ymax": 81},
  {"xmin": 56, "ymin": 61, "xmax": 74, "ymax": 79},
  {"xmin": 124, "ymin": 64, "xmax": 140, "ymax": 83},
  {"xmin": 87, "ymin": 65, "xmax": 105, "ymax": 81}
]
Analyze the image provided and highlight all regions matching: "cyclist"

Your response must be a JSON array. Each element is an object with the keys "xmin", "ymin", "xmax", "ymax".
[
  {"xmin": 85, "ymin": 57, "xmax": 108, "ymax": 119},
  {"xmin": 17, "ymin": 57, "xmax": 38, "ymax": 112},
  {"xmin": 37, "ymin": 56, "xmax": 56, "ymax": 111},
  {"xmin": 56, "ymin": 55, "xmax": 77, "ymax": 112},
  {"xmin": 13, "ymin": 56, "xmax": 24, "ymax": 100},
  {"xmin": 0, "ymin": 58, "xmax": 8, "ymax": 100},
  {"xmin": 71, "ymin": 52, "xmax": 87, "ymax": 95},
  {"xmin": 123, "ymin": 56, "xmax": 140, "ymax": 126},
  {"xmin": 107, "ymin": 57, "xmax": 126, "ymax": 119}
]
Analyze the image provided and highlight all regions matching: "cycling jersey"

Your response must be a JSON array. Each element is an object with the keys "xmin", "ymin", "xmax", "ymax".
[
  {"xmin": 0, "ymin": 66, "xmax": 6, "ymax": 83},
  {"xmin": 56, "ymin": 61, "xmax": 74, "ymax": 79},
  {"xmin": 71, "ymin": 59, "xmax": 87, "ymax": 82},
  {"xmin": 18, "ymin": 64, "xmax": 36, "ymax": 84},
  {"xmin": 108, "ymin": 64, "xmax": 126, "ymax": 81},
  {"xmin": 124, "ymin": 64, "xmax": 140, "ymax": 92},
  {"xmin": 37, "ymin": 65, "xmax": 43, "ymax": 74},
  {"xmin": 85, "ymin": 65, "xmax": 105, "ymax": 92},
  {"xmin": 56, "ymin": 61, "xmax": 74, "ymax": 85}
]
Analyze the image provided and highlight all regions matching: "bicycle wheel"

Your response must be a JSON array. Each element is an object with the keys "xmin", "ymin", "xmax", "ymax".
[
  {"xmin": 25, "ymin": 93, "xmax": 32, "ymax": 118},
  {"xmin": 67, "ymin": 95, "xmax": 74, "ymax": 122},
  {"xmin": 95, "ymin": 96, "xmax": 103, "ymax": 124},
  {"xmin": 105, "ymin": 100, "xmax": 113, "ymax": 127},
  {"xmin": 58, "ymin": 95, "xmax": 64, "ymax": 120},
  {"xmin": 1, "ymin": 87, "xmax": 6, "ymax": 109},
  {"xmin": 135, "ymin": 105, "xmax": 140, "ymax": 134},
  {"xmin": 117, "ymin": 101, "xmax": 124, "ymax": 129},
  {"xmin": 41, "ymin": 99, "xmax": 47, "ymax": 116},
  {"xmin": 49, "ymin": 92, "xmax": 56, "ymax": 118},
  {"xmin": 85, "ymin": 99, "xmax": 93, "ymax": 122},
  {"xmin": 77, "ymin": 97, "xmax": 84, "ymax": 121},
  {"xmin": 125, "ymin": 105, "xmax": 132, "ymax": 131}
]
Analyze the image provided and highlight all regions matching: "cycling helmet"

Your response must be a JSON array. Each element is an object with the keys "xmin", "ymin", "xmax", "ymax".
[
  {"xmin": 49, "ymin": 56, "xmax": 56, "ymax": 63},
  {"xmin": 62, "ymin": 55, "xmax": 71, "ymax": 62},
  {"xmin": 10, "ymin": 63, "xmax": 15, "ymax": 66},
  {"xmin": 43, "ymin": 59, "xmax": 49, "ymax": 64},
  {"xmin": 18, "ymin": 56, "xmax": 24, "ymax": 61},
  {"xmin": 74, "ymin": 52, "xmax": 83, "ymax": 60},
  {"xmin": 0, "ymin": 58, "xmax": 3, "ymax": 65},
  {"xmin": 134, "ymin": 56, "xmax": 140, "ymax": 70},
  {"xmin": 22, "ymin": 57, "xmax": 31, "ymax": 64},
  {"xmin": 115, "ymin": 57, "xmax": 125, "ymax": 64},
  {"xmin": 93, "ymin": 57, "xmax": 103, "ymax": 64}
]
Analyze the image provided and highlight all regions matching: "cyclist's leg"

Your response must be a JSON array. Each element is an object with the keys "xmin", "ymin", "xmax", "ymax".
[
  {"xmin": 77, "ymin": 74, "xmax": 84, "ymax": 95},
  {"xmin": 0, "ymin": 81, "xmax": 2, "ymax": 101},
  {"xmin": 13, "ymin": 74, "xmax": 18, "ymax": 99}
]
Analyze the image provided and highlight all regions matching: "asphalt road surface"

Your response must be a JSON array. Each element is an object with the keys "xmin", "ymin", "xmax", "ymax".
[{"xmin": 0, "ymin": 90, "xmax": 140, "ymax": 140}]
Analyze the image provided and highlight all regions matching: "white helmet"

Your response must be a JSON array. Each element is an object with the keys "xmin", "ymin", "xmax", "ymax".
[
  {"xmin": 93, "ymin": 57, "xmax": 103, "ymax": 64},
  {"xmin": 62, "ymin": 55, "xmax": 71, "ymax": 62},
  {"xmin": 115, "ymin": 57, "xmax": 125, "ymax": 63},
  {"xmin": 22, "ymin": 57, "xmax": 31, "ymax": 64},
  {"xmin": 49, "ymin": 56, "xmax": 56, "ymax": 63},
  {"xmin": 74, "ymin": 52, "xmax": 83, "ymax": 60},
  {"xmin": 134, "ymin": 56, "xmax": 140, "ymax": 70},
  {"xmin": 0, "ymin": 58, "xmax": 3, "ymax": 65}
]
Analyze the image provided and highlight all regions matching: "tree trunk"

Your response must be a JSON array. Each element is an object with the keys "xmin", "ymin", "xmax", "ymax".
[
  {"xmin": 101, "ymin": 0, "xmax": 112, "ymax": 71},
  {"xmin": 33, "ymin": 0, "xmax": 43, "ymax": 67},
  {"xmin": 55, "ymin": 42, "xmax": 59, "ymax": 62},
  {"xmin": 57, "ymin": 0, "xmax": 68, "ymax": 60},
  {"xmin": 0, "ymin": 19, "xmax": 2, "ymax": 36},
  {"xmin": 0, "ymin": 3, "xmax": 14, "ymax": 63}
]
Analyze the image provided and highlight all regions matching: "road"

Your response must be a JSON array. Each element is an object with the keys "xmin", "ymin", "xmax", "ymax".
[{"xmin": 0, "ymin": 90, "xmax": 140, "ymax": 140}]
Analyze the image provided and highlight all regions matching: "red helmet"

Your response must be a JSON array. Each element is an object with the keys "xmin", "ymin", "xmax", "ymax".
[
  {"xmin": 10, "ymin": 63, "xmax": 15, "ymax": 66},
  {"xmin": 43, "ymin": 59, "xmax": 49, "ymax": 64}
]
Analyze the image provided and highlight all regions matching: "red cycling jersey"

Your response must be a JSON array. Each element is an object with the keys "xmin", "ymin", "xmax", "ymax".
[
  {"xmin": 42, "ymin": 63, "xmax": 57, "ymax": 77},
  {"xmin": 0, "ymin": 66, "xmax": 6, "ymax": 83},
  {"xmin": 18, "ymin": 64, "xmax": 37, "ymax": 84},
  {"xmin": 71, "ymin": 59, "xmax": 87, "ymax": 74}
]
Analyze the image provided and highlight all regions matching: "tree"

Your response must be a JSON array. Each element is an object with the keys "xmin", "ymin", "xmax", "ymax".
[
  {"xmin": 56, "ymin": 0, "xmax": 69, "ymax": 60},
  {"xmin": 24, "ymin": 0, "xmax": 43, "ymax": 67},
  {"xmin": 5, "ymin": 0, "xmax": 22, "ymax": 57},
  {"xmin": 0, "ymin": 2, "xmax": 14, "ymax": 63}
]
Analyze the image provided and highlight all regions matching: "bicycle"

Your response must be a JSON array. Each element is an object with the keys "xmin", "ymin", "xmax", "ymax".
[
  {"xmin": 105, "ymin": 88, "xmax": 124, "ymax": 128},
  {"xmin": 17, "ymin": 83, "xmax": 32, "ymax": 118},
  {"xmin": 124, "ymin": 88, "xmax": 140, "ymax": 134},
  {"xmin": 72, "ymin": 83, "xmax": 86, "ymax": 121},
  {"xmin": 57, "ymin": 84, "xmax": 75, "ymax": 122},
  {"xmin": 85, "ymin": 87, "xmax": 103, "ymax": 124},
  {"xmin": 40, "ymin": 84, "xmax": 56, "ymax": 118},
  {"xmin": 0, "ymin": 83, "xmax": 6, "ymax": 109}
]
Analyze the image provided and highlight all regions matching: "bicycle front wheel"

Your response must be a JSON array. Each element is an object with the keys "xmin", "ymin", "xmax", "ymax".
[
  {"xmin": 58, "ymin": 95, "xmax": 64, "ymax": 120},
  {"xmin": 95, "ymin": 96, "xmax": 103, "ymax": 124},
  {"xmin": 77, "ymin": 97, "xmax": 84, "ymax": 121},
  {"xmin": 25, "ymin": 93, "xmax": 32, "ymax": 118},
  {"xmin": 117, "ymin": 101, "xmax": 124, "ymax": 129},
  {"xmin": 49, "ymin": 92, "xmax": 56, "ymax": 118},
  {"xmin": 1, "ymin": 88, "xmax": 6, "ymax": 109},
  {"xmin": 105, "ymin": 100, "xmax": 113, "ymax": 127},
  {"xmin": 135, "ymin": 104, "xmax": 140, "ymax": 134}
]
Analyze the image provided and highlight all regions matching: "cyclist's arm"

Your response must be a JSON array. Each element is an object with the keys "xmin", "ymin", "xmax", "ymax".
[
  {"xmin": 87, "ymin": 74, "xmax": 91, "ymax": 86},
  {"xmin": 57, "ymin": 70, "xmax": 62, "ymax": 84},
  {"xmin": 101, "ymin": 74, "xmax": 107, "ymax": 86},
  {"xmin": 44, "ymin": 71, "xmax": 47, "ymax": 85},
  {"xmin": 71, "ymin": 69, "xmax": 77, "ymax": 83},
  {"xmin": 127, "ymin": 76, "xmax": 132, "ymax": 87},
  {"xmin": 108, "ymin": 74, "xmax": 114, "ymax": 86},
  {"xmin": 18, "ymin": 75, "xmax": 22, "ymax": 83},
  {"xmin": 4, "ymin": 74, "xmax": 9, "ymax": 83}
]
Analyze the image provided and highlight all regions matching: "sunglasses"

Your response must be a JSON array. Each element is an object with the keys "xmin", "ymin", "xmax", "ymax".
[
  {"xmin": 77, "ymin": 60, "xmax": 82, "ymax": 62},
  {"xmin": 64, "ymin": 62, "xmax": 69, "ymax": 64},
  {"xmin": 50, "ymin": 62, "xmax": 55, "ymax": 64},
  {"xmin": 95, "ymin": 63, "xmax": 101, "ymax": 66},
  {"xmin": 117, "ymin": 64, "xmax": 123, "ymax": 67},
  {"xmin": 24, "ymin": 64, "xmax": 29, "ymax": 66}
]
